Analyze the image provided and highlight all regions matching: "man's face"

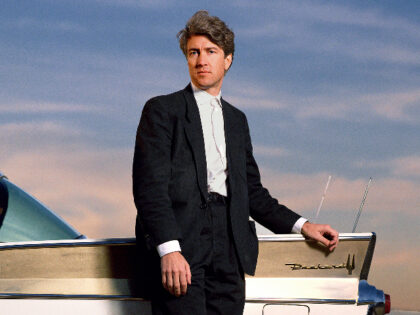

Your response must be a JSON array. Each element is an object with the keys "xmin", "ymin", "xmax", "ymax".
[{"xmin": 186, "ymin": 35, "xmax": 232, "ymax": 96}]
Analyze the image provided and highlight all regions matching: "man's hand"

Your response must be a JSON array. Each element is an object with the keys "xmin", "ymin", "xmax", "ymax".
[
  {"xmin": 161, "ymin": 251, "xmax": 192, "ymax": 297},
  {"xmin": 301, "ymin": 222, "xmax": 339, "ymax": 251}
]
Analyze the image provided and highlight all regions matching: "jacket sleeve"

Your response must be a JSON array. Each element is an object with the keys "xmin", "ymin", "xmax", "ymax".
[
  {"xmin": 243, "ymin": 115, "xmax": 301, "ymax": 233},
  {"xmin": 133, "ymin": 97, "xmax": 181, "ymax": 246}
]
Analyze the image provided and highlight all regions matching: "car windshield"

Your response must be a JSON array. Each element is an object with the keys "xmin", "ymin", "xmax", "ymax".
[{"xmin": 0, "ymin": 177, "xmax": 82, "ymax": 242}]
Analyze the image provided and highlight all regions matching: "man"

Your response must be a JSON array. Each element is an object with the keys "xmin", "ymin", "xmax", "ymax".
[{"xmin": 133, "ymin": 10, "xmax": 338, "ymax": 315}]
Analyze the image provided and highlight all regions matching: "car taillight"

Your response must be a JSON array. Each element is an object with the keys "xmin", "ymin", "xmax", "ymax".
[{"xmin": 384, "ymin": 294, "xmax": 391, "ymax": 314}]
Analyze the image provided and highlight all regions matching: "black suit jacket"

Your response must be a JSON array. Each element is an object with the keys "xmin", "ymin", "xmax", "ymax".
[{"xmin": 133, "ymin": 84, "xmax": 301, "ymax": 276}]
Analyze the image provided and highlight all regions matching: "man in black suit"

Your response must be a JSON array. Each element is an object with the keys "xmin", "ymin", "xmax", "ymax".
[{"xmin": 133, "ymin": 10, "xmax": 338, "ymax": 315}]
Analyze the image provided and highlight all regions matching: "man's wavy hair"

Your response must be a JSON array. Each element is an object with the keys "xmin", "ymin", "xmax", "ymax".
[{"xmin": 177, "ymin": 11, "xmax": 235, "ymax": 64}]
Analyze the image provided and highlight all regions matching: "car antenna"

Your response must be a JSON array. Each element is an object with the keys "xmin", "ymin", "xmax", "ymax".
[
  {"xmin": 314, "ymin": 175, "xmax": 332, "ymax": 223},
  {"xmin": 352, "ymin": 177, "xmax": 372, "ymax": 233}
]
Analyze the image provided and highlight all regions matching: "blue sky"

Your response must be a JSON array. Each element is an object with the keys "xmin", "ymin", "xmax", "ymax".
[{"xmin": 1, "ymin": 0, "xmax": 420, "ymax": 310}]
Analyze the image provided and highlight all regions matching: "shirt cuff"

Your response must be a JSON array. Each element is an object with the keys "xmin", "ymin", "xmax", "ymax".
[
  {"xmin": 291, "ymin": 217, "xmax": 308, "ymax": 234},
  {"xmin": 157, "ymin": 240, "xmax": 181, "ymax": 257}
]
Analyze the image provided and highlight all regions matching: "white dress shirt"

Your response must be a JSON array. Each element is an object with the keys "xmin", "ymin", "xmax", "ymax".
[
  {"xmin": 157, "ymin": 83, "xmax": 307, "ymax": 257},
  {"xmin": 192, "ymin": 83, "xmax": 228, "ymax": 196}
]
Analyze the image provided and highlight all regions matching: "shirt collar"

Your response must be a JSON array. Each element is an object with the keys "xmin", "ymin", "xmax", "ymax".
[{"xmin": 191, "ymin": 82, "xmax": 222, "ymax": 107}]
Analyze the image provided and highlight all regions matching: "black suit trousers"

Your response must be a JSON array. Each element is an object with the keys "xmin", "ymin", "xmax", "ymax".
[{"xmin": 151, "ymin": 197, "xmax": 245, "ymax": 315}]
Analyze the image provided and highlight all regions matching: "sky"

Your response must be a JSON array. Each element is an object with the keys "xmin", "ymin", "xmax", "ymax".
[{"xmin": 1, "ymin": 0, "xmax": 419, "ymax": 311}]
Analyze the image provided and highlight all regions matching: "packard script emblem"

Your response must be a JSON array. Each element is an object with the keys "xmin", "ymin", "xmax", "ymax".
[{"xmin": 286, "ymin": 254, "xmax": 355, "ymax": 275}]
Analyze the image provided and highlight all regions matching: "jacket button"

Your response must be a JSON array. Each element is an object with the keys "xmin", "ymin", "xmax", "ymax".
[{"xmin": 200, "ymin": 203, "xmax": 207, "ymax": 209}]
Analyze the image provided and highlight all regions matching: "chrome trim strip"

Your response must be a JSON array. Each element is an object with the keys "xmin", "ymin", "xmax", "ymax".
[
  {"xmin": 257, "ymin": 233, "xmax": 373, "ymax": 242},
  {"xmin": 0, "ymin": 293, "xmax": 145, "ymax": 301},
  {"xmin": 246, "ymin": 298, "xmax": 357, "ymax": 305},
  {"xmin": 0, "ymin": 238, "xmax": 136, "ymax": 250}
]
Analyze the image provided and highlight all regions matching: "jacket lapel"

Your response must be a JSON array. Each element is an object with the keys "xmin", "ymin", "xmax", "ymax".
[{"xmin": 182, "ymin": 85, "xmax": 208, "ymax": 200}]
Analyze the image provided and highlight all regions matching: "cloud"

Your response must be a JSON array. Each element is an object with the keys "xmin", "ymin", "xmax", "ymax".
[
  {"xmin": 227, "ymin": 96, "xmax": 288, "ymax": 110},
  {"xmin": 0, "ymin": 44, "xmax": 187, "ymax": 107},
  {"xmin": 1, "ymin": 146, "xmax": 136, "ymax": 238},
  {"xmin": 6, "ymin": 17, "xmax": 85, "ymax": 32},
  {"xmin": 91, "ymin": 0, "xmax": 180, "ymax": 9},
  {"xmin": 235, "ymin": 0, "xmax": 419, "ymax": 39},
  {"xmin": 355, "ymin": 155, "xmax": 420, "ymax": 180},
  {"xmin": 0, "ymin": 101, "xmax": 100, "ymax": 114},
  {"xmin": 3, "ymin": 145, "xmax": 418, "ymax": 235},
  {"xmin": 258, "ymin": 168, "xmax": 420, "ymax": 215},
  {"xmin": 227, "ymin": 74, "xmax": 420, "ymax": 123},
  {"xmin": 235, "ymin": 0, "xmax": 416, "ymax": 32},
  {"xmin": 391, "ymin": 156, "xmax": 420, "ymax": 178},
  {"xmin": 370, "ymin": 242, "xmax": 420, "ymax": 311},
  {"xmin": 224, "ymin": 79, "xmax": 296, "ymax": 110},
  {"xmin": 293, "ymin": 97, "xmax": 354, "ymax": 120},
  {"xmin": 0, "ymin": 121, "xmax": 91, "ymax": 156},
  {"xmin": 288, "ymin": 88, "xmax": 420, "ymax": 123},
  {"xmin": 0, "ymin": 118, "xmax": 135, "ymax": 238},
  {"xmin": 293, "ymin": 1, "xmax": 418, "ymax": 38},
  {"xmin": 236, "ymin": 1, "xmax": 420, "ymax": 66},
  {"xmin": 373, "ymin": 246, "xmax": 419, "ymax": 267},
  {"xmin": 253, "ymin": 145, "xmax": 289, "ymax": 158},
  {"xmin": 363, "ymin": 90, "xmax": 420, "ymax": 123}
]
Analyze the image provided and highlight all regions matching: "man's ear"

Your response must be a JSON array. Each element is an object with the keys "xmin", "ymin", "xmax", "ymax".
[{"xmin": 224, "ymin": 54, "xmax": 233, "ymax": 71}]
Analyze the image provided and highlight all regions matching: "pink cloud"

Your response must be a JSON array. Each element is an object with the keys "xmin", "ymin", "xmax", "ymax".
[
  {"xmin": 391, "ymin": 155, "xmax": 420, "ymax": 178},
  {"xmin": 364, "ymin": 90, "xmax": 420, "ymax": 123},
  {"xmin": 1, "ymin": 146, "xmax": 136, "ymax": 238},
  {"xmin": 259, "ymin": 168, "xmax": 420, "ymax": 215},
  {"xmin": 369, "ymin": 243, "xmax": 420, "ymax": 310}
]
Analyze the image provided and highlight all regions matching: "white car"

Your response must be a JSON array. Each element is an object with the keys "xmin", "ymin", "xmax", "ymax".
[{"xmin": 0, "ymin": 172, "xmax": 390, "ymax": 315}]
